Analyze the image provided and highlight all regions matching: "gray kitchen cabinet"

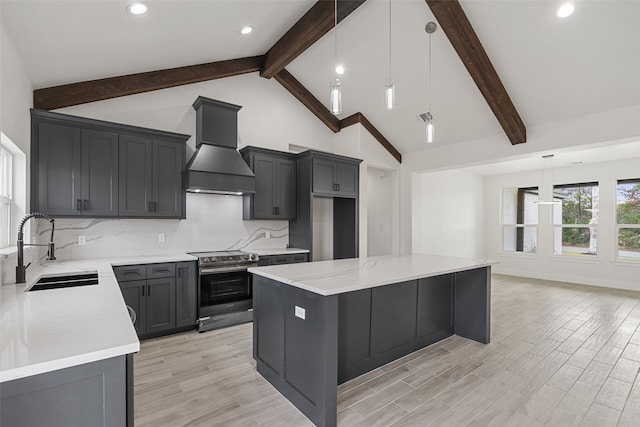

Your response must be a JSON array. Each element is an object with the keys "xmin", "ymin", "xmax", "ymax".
[
  {"xmin": 289, "ymin": 151, "xmax": 362, "ymax": 261},
  {"xmin": 118, "ymin": 134, "xmax": 152, "ymax": 217},
  {"xmin": 120, "ymin": 280, "xmax": 147, "ymax": 335},
  {"xmin": 312, "ymin": 157, "xmax": 359, "ymax": 197},
  {"xmin": 176, "ymin": 261, "xmax": 198, "ymax": 329},
  {"xmin": 1, "ymin": 356, "xmax": 128, "ymax": 427},
  {"xmin": 31, "ymin": 109, "xmax": 188, "ymax": 219},
  {"xmin": 145, "ymin": 277, "xmax": 176, "ymax": 334},
  {"xmin": 114, "ymin": 261, "xmax": 196, "ymax": 339},
  {"xmin": 256, "ymin": 253, "xmax": 308, "ymax": 266},
  {"xmin": 240, "ymin": 147, "xmax": 296, "ymax": 220},
  {"xmin": 32, "ymin": 119, "xmax": 118, "ymax": 216},
  {"xmin": 119, "ymin": 136, "xmax": 185, "ymax": 218},
  {"xmin": 81, "ymin": 129, "xmax": 119, "ymax": 216}
]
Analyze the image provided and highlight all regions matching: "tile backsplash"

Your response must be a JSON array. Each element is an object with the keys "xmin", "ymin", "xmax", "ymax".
[{"xmin": 1, "ymin": 194, "xmax": 288, "ymax": 284}]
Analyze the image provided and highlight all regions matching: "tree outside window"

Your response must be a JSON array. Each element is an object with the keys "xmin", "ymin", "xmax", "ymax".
[
  {"xmin": 617, "ymin": 179, "xmax": 640, "ymax": 261},
  {"xmin": 553, "ymin": 182, "xmax": 599, "ymax": 256}
]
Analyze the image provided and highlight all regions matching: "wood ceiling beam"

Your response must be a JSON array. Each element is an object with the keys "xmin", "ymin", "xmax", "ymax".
[
  {"xmin": 260, "ymin": 0, "xmax": 367, "ymax": 79},
  {"xmin": 340, "ymin": 113, "xmax": 402, "ymax": 163},
  {"xmin": 425, "ymin": 0, "xmax": 526, "ymax": 145},
  {"xmin": 274, "ymin": 69, "xmax": 341, "ymax": 133},
  {"xmin": 33, "ymin": 56, "xmax": 264, "ymax": 110},
  {"xmin": 274, "ymin": 70, "xmax": 401, "ymax": 163}
]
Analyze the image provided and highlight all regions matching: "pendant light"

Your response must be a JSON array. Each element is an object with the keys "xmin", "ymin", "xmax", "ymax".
[
  {"xmin": 330, "ymin": 0, "xmax": 342, "ymax": 115},
  {"xmin": 425, "ymin": 22, "xmax": 436, "ymax": 143},
  {"xmin": 385, "ymin": 0, "xmax": 395, "ymax": 110}
]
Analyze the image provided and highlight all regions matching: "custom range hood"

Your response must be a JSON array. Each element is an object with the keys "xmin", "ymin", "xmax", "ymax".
[{"xmin": 184, "ymin": 97, "xmax": 255, "ymax": 195}]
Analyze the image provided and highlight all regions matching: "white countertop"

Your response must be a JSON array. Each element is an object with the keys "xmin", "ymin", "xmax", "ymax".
[
  {"xmin": 250, "ymin": 248, "xmax": 310, "ymax": 256},
  {"xmin": 248, "ymin": 253, "xmax": 495, "ymax": 296},
  {"xmin": 0, "ymin": 253, "xmax": 196, "ymax": 383}
]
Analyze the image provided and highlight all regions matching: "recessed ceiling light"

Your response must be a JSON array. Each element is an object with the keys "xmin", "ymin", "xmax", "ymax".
[
  {"xmin": 127, "ymin": 2, "xmax": 149, "ymax": 15},
  {"xmin": 240, "ymin": 26, "xmax": 253, "ymax": 35},
  {"xmin": 335, "ymin": 65, "xmax": 345, "ymax": 75},
  {"xmin": 557, "ymin": 3, "xmax": 575, "ymax": 18}
]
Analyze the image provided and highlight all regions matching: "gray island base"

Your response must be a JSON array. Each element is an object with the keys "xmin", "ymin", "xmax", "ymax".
[{"xmin": 249, "ymin": 254, "xmax": 493, "ymax": 427}]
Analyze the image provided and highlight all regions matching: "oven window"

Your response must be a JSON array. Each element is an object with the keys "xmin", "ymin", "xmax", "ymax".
[{"xmin": 200, "ymin": 271, "xmax": 251, "ymax": 307}]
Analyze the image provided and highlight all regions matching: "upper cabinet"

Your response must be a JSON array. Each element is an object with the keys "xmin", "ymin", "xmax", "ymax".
[
  {"xmin": 312, "ymin": 158, "xmax": 359, "ymax": 197},
  {"xmin": 34, "ymin": 121, "xmax": 119, "ymax": 217},
  {"xmin": 31, "ymin": 110, "xmax": 188, "ymax": 219},
  {"xmin": 119, "ymin": 136, "xmax": 184, "ymax": 218},
  {"xmin": 240, "ymin": 146, "xmax": 296, "ymax": 220}
]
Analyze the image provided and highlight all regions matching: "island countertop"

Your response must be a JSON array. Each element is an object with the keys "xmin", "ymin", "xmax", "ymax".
[
  {"xmin": 0, "ymin": 254, "xmax": 196, "ymax": 383},
  {"xmin": 248, "ymin": 253, "xmax": 495, "ymax": 296}
]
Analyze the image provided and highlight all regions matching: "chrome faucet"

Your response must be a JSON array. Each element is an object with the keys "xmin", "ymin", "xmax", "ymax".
[{"xmin": 16, "ymin": 212, "xmax": 56, "ymax": 284}]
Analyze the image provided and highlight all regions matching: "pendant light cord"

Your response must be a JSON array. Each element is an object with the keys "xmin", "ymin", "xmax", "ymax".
[
  {"xmin": 428, "ymin": 32, "xmax": 432, "ymax": 111},
  {"xmin": 334, "ymin": 0, "xmax": 338, "ymax": 71},
  {"xmin": 388, "ymin": 0, "xmax": 392, "ymax": 84}
]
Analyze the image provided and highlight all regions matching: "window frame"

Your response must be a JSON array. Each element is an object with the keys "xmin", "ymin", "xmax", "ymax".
[
  {"xmin": 500, "ymin": 186, "xmax": 539, "ymax": 255},
  {"xmin": 552, "ymin": 182, "xmax": 600, "ymax": 258},
  {"xmin": 615, "ymin": 178, "xmax": 640, "ymax": 263},
  {"xmin": 0, "ymin": 145, "xmax": 13, "ymax": 249}
]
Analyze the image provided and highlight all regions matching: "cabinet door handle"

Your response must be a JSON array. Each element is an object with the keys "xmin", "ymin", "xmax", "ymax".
[
  {"xmin": 77, "ymin": 199, "xmax": 82, "ymax": 211},
  {"xmin": 275, "ymin": 206, "xmax": 279, "ymax": 215},
  {"xmin": 177, "ymin": 268, "xmax": 182, "ymax": 279},
  {"xmin": 147, "ymin": 202, "xmax": 154, "ymax": 212},
  {"xmin": 272, "ymin": 207, "xmax": 277, "ymax": 215},
  {"xmin": 337, "ymin": 184, "xmax": 340, "ymax": 191},
  {"xmin": 141, "ymin": 285, "xmax": 145, "ymax": 297},
  {"xmin": 148, "ymin": 285, "xmax": 151, "ymax": 296},
  {"xmin": 83, "ymin": 199, "xmax": 89, "ymax": 211}
]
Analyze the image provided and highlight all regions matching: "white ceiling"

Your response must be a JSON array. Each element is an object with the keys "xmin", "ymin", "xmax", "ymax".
[{"xmin": 2, "ymin": 0, "xmax": 640, "ymax": 157}]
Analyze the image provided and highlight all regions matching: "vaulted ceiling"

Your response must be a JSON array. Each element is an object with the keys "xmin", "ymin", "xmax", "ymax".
[{"xmin": 2, "ymin": 0, "xmax": 639, "ymax": 157}]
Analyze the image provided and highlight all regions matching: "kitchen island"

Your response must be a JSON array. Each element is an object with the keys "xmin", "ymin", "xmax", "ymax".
[{"xmin": 249, "ymin": 253, "xmax": 494, "ymax": 427}]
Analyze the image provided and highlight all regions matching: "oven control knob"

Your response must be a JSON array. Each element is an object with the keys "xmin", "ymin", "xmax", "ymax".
[
  {"xmin": 202, "ymin": 257, "xmax": 209, "ymax": 263},
  {"xmin": 211, "ymin": 257, "xmax": 217, "ymax": 263},
  {"xmin": 243, "ymin": 255, "xmax": 249, "ymax": 261},
  {"xmin": 250, "ymin": 254, "xmax": 258, "ymax": 261}
]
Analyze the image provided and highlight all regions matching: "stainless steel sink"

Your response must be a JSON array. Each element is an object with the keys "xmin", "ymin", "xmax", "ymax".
[{"xmin": 28, "ymin": 272, "xmax": 99, "ymax": 291}]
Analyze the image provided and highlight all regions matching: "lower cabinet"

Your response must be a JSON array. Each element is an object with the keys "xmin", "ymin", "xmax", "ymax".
[
  {"xmin": 115, "ymin": 261, "xmax": 196, "ymax": 339},
  {"xmin": 1, "ymin": 355, "xmax": 131, "ymax": 427},
  {"xmin": 257, "ymin": 253, "xmax": 309, "ymax": 266}
]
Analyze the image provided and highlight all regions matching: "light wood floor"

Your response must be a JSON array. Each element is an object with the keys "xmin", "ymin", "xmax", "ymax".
[{"xmin": 134, "ymin": 274, "xmax": 640, "ymax": 426}]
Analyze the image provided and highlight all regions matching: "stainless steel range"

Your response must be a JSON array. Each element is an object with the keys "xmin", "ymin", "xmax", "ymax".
[{"xmin": 188, "ymin": 250, "xmax": 259, "ymax": 332}]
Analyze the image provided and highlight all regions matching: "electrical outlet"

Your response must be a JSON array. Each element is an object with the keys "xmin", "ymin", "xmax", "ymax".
[
  {"xmin": 158, "ymin": 233, "xmax": 166, "ymax": 243},
  {"xmin": 265, "ymin": 231, "xmax": 271, "ymax": 239},
  {"xmin": 294, "ymin": 306, "xmax": 306, "ymax": 320},
  {"xmin": 78, "ymin": 235, "xmax": 86, "ymax": 246}
]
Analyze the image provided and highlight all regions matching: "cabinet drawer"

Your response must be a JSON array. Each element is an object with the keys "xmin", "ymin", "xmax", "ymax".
[
  {"xmin": 271, "ymin": 255, "xmax": 292, "ymax": 265},
  {"xmin": 113, "ymin": 265, "xmax": 147, "ymax": 282},
  {"xmin": 146, "ymin": 263, "xmax": 176, "ymax": 279},
  {"xmin": 290, "ymin": 254, "xmax": 308, "ymax": 263},
  {"xmin": 258, "ymin": 256, "xmax": 272, "ymax": 267}
]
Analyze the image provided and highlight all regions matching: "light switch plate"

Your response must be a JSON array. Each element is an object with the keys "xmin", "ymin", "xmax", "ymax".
[
  {"xmin": 158, "ymin": 233, "xmax": 166, "ymax": 243},
  {"xmin": 77, "ymin": 235, "xmax": 86, "ymax": 246},
  {"xmin": 295, "ymin": 306, "xmax": 306, "ymax": 320}
]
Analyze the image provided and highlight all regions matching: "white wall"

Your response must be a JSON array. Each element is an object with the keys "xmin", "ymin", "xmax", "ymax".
[
  {"xmin": 412, "ymin": 170, "xmax": 484, "ymax": 258},
  {"xmin": 0, "ymin": 25, "xmax": 33, "ymax": 283},
  {"xmin": 484, "ymin": 157, "xmax": 640, "ymax": 291},
  {"xmin": 400, "ymin": 103, "xmax": 640, "ymax": 255},
  {"xmin": 367, "ymin": 167, "xmax": 393, "ymax": 257}
]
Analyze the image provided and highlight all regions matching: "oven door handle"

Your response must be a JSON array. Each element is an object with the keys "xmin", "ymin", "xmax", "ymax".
[{"xmin": 199, "ymin": 265, "xmax": 255, "ymax": 274}]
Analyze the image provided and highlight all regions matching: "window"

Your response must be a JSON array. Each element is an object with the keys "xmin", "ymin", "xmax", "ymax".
[
  {"xmin": 0, "ymin": 145, "xmax": 12, "ymax": 248},
  {"xmin": 502, "ymin": 187, "xmax": 538, "ymax": 253},
  {"xmin": 553, "ymin": 182, "xmax": 599, "ymax": 257},
  {"xmin": 617, "ymin": 179, "xmax": 640, "ymax": 262}
]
